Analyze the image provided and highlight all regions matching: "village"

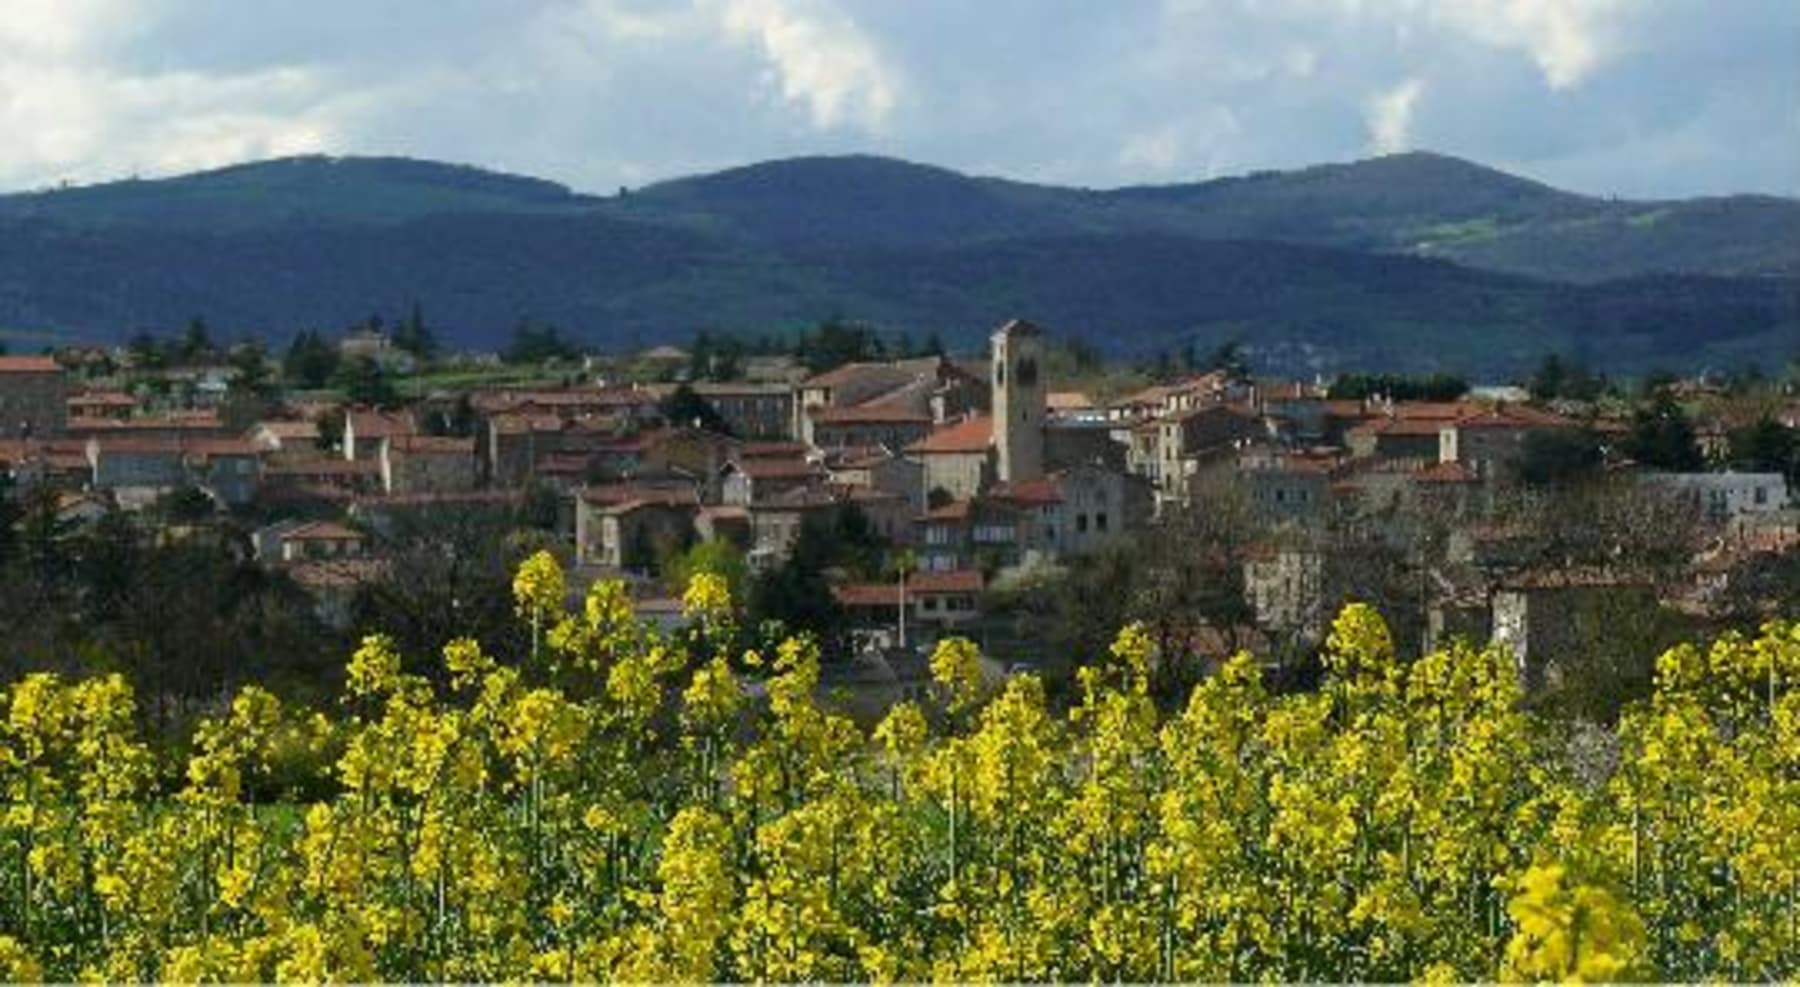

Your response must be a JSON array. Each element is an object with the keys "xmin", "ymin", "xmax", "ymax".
[{"xmin": 1, "ymin": 318, "xmax": 1795, "ymax": 708}]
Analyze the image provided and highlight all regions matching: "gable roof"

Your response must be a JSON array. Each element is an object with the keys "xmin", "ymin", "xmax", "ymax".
[
  {"xmin": 906, "ymin": 414, "xmax": 992, "ymax": 454},
  {"xmin": 810, "ymin": 403, "xmax": 932, "ymax": 425},
  {"xmin": 346, "ymin": 410, "xmax": 416, "ymax": 439},
  {"xmin": 0, "ymin": 356, "xmax": 60, "ymax": 373}
]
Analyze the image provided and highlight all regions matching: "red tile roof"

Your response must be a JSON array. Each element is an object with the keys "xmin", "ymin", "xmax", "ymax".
[
  {"xmin": 811, "ymin": 403, "xmax": 932, "ymax": 425},
  {"xmin": 733, "ymin": 457, "xmax": 820, "ymax": 480},
  {"xmin": 833, "ymin": 569, "xmax": 985, "ymax": 607},
  {"xmin": 386, "ymin": 434, "xmax": 474, "ymax": 454},
  {"xmin": 906, "ymin": 415, "xmax": 991, "ymax": 454},
  {"xmin": 739, "ymin": 440, "xmax": 809, "ymax": 458},
  {"xmin": 917, "ymin": 499, "xmax": 973, "ymax": 521},
  {"xmin": 0, "ymin": 356, "xmax": 60, "ymax": 373},
  {"xmin": 346, "ymin": 410, "xmax": 416, "ymax": 439},
  {"xmin": 989, "ymin": 476, "xmax": 1063, "ymax": 506}
]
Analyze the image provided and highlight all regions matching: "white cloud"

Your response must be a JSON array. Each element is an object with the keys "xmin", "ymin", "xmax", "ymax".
[
  {"xmin": 0, "ymin": 0, "xmax": 1790, "ymax": 199},
  {"xmin": 717, "ymin": 0, "xmax": 900, "ymax": 131},
  {"xmin": 1430, "ymin": 0, "xmax": 1627, "ymax": 89},
  {"xmin": 1366, "ymin": 77, "xmax": 1425, "ymax": 154}
]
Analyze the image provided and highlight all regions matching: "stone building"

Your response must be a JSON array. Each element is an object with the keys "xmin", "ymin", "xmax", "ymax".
[{"xmin": 0, "ymin": 356, "xmax": 69, "ymax": 439}]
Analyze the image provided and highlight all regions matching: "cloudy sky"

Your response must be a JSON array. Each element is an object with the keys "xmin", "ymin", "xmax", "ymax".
[{"xmin": 2, "ymin": 0, "xmax": 1794, "ymax": 198}]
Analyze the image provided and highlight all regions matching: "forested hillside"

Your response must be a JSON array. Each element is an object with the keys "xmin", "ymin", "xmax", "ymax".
[{"xmin": 1, "ymin": 152, "xmax": 1794, "ymax": 372}]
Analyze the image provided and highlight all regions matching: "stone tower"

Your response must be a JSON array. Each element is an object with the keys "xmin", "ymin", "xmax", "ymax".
[{"xmin": 991, "ymin": 318, "xmax": 1045, "ymax": 483}]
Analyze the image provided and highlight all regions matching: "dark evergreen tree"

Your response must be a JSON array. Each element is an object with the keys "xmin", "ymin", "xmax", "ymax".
[
  {"xmin": 658, "ymin": 383, "xmax": 732, "ymax": 435},
  {"xmin": 1621, "ymin": 394, "xmax": 1704, "ymax": 471},
  {"xmin": 284, "ymin": 330, "xmax": 341, "ymax": 389}
]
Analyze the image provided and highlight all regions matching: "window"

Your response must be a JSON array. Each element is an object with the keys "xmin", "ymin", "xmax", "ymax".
[
  {"xmin": 1076, "ymin": 513, "xmax": 1088, "ymax": 533},
  {"xmin": 1755, "ymin": 486, "xmax": 1768, "ymax": 505},
  {"xmin": 1096, "ymin": 512, "xmax": 1108, "ymax": 532},
  {"xmin": 923, "ymin": 597, "xmax": 939, "ymax": 612}
]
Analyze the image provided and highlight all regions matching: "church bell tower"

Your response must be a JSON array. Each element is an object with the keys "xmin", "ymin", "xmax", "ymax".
[{"xmin": 991, "ymin": 318, "xmax": 1045, "ymax": 483}]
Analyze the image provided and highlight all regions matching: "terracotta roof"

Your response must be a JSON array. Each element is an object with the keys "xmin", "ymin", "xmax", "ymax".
[
  {"xmin": 1452, "ymin": 406, "xmax": 1571, "ymax": 430},
  {"xmin": 1259, "ymin": 380, "xmax": 1312, "ymax": 401},
  {"xmin": 833, "ymin": 569, "xmax": 984, "ymax": 607},
  {"xmin": 917, "ymin": 499, "xmax": 973, "ymax": 521},
  {"xmin": 810, "ymin": 403, "xmax": 932, "ymax": 425},
  {"xmin": 1391, "ymin": 401, "xmax": 1484, "ymax": 421},
  {"xmin": 739, "ymin": 440, "xmax": 810, "ymax": 458},
  {"xmin": 1250, "ymin": 454, "xmax": 1341, "ymax": 475},
  {"xmin": 906, "ymin": 415, "xmax": 991, "ymax": 454},
  {"xmin": 990, "ymin": 476, "xmax": 1063, "ymax": 506},
  {"xmin": 385, "ymin": 434, "xmax": 475, "ymax": 454},
  {"xmin": 68, "ymin": 415, "xmax": 224, "ymax": 433},
  {"xmin": 1350, "ymin": 417, "xmax": 1447, "ymax": 438},
  {"xmin": 90, "ymin": 436, "xmax": 258, "ymax": 457},
  {"xmin": 802, "ymin": 361, "xmax": 910, "ymax": 390},
  {"xmin": 536, "ymin": 452, "xmax": 593, "ymax": 475},
  {"xmin": 732, "ymin": 457, "xmax": 820, "ymax": 480},
  {"xmin": 833, "ymin": 583, "xmax": 901, "ymax": 607},
  {"xmin": 346, "ymin": 410, "xmax": 416, "ymax": 439},
  {"xmin": 0, "ymin": 356, "xmax": 60, "ymax": 373}
]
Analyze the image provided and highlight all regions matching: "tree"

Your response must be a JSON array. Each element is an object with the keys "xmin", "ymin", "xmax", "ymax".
[
  {"xmin": 1725, "ymin": 416, "xmax": 1798, "ymax": 482},
  {"xmin": 179, "ymin": 317, "xmax": 214, "ymax": 364},
  {"xmin": 283, "ymin": 330, "xmax": 340, "ymax": 389},
  {"xmin": 794, "ymin": 319, "xmax": 881, "ymax": 374},
  {"xmin": 333, "ymin": 355, "xmax": 400, "ymax": 408},
  {"xmin": 1515, "ymin": 428, "xmax": 1605, "ymax": 486},
  {"xmin": 1329, "ymin": 373, "xmax": 1469, "ymax": 402},
  {"xmin": 664, "ymin": 537, "xmax": 750, "ymax": 602},
  {"xmin": 392, "ymin": 301, "xmax": 438, "ymax": 360},
  {"xmin": 1202, "ymin": 338, "xmax": 1249, "ymax": 378},
  {"xmin": 229, "ymin": 340, "xmax": 275, "ymax": 400},
  {"xmin": 127, "ymin": 330, "xmax": 167, "ymax": 371},
  {"xmin": 505, "ymin": 320, "xmax": 581, "ymax": 364},
  {"xmin": 1528, "ymin": 353, "xmax": 1606, "ymax": 401},
  {"xmin": 688, "ymin": 330, "xmax": 745, "ymax": 382},
  {"xmin": 0, "ymin": 471, "xmax": 21, "ymax": 567},
  {"xmin": 747, "ymin": 504, "xmax": 884, "ymax": 650},
  {"xmin": 659, "ymin": 384, "xmax": 732, "ymax": 435},
  {"xmin": 1621, "ymin": 394, "xmax": 1703, "ymax": 471}
]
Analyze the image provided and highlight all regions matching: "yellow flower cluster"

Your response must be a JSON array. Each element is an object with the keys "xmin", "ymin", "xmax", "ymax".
[{"xmin": 0, "ymin": 558, "xmax": 1793, "ymax": 982}]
